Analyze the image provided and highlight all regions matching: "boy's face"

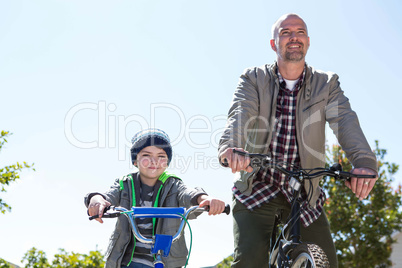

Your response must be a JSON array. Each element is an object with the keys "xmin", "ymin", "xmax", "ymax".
[{"xmin": 135, "ymin": 146, "xmax": 169, "ymax": 183}]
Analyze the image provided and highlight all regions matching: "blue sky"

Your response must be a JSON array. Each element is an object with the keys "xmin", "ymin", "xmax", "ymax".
[{"xmin": 1, "ymin": 0, "xmax": 401, "ymax": 266}]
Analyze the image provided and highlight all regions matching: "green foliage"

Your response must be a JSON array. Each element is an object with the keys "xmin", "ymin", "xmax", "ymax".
[
  {"xmin": 0, "ymin": 258, "xmax": 12, "ymax": 268},
  {"xmin": 323, "ymin": 141, "xmax": 402, "ymax": 268},
  {"xmin": 21, "ymin": 247, "xmax": 105, "ymax": 268},
  {"xmin": 83, "ymin": 250, "xmax": 105, "ymax": 268},
  {"xmin": 0, "ymin": 131, "xmax": 35, "ymax": 214},
  {"xmin": 53, "ymin": 248, "xmax": 105, "ymax": 268},
  {"xmin": 216, "ymin": 255, "xmax": 233, "ymax": 267},
  {"xmin": 22, "ymin": 247, "xmax": 50, "ymax": 268}
]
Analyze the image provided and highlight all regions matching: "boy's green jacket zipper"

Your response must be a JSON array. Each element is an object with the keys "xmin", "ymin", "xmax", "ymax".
[{"xmin": 119, "ymin": 172, "xmax": 180, "ymax": 266}]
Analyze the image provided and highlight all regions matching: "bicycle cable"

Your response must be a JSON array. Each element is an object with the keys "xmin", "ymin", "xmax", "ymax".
[
  {"xmin": 284, "ymin": 167, "xmax": 333, "ymax": 239},
  {"xmin": 288, "ymin": 173, "xmax": 319, "ymax": 235},
  {"xmin": 177, "ymin": 213, "xmax": 193, "ymax": 268}
]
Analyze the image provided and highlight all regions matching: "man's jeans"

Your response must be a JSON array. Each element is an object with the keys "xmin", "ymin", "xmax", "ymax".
[{"xmin": 231, "ymin": 193, "xmax": 338, "ymax": 268}]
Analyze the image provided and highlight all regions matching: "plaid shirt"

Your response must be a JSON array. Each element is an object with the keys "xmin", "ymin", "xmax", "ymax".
[{"xmin": 233, "ymin": 69, "xmax": 326, "ymax": 227}]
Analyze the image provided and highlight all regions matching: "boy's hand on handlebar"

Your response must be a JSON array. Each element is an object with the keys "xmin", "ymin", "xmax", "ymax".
[
  {"xmin": 221, "ymin": 147, "xmax": 253, "ymax": 173},
  {"xmin": 88, "ymin": 195, "xmax": 111, "ymax": 224},
  {"xmin": 197, "ymin": 195, "xmax": 226, "ymax": 216},
  {"xmin": 346, "ymin": 168, "xmax": 378, "ymax": 201}
]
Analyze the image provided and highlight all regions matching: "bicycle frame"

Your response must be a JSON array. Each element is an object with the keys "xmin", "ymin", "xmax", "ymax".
[
  {"xmin": 90, "ymin": 205, "xmax": 230, "ymax": 268},
  {"xmin": 270, "ymin": 176, "xmax": 304, "ymax": 268},
  {"xmin": 116, "ymin": 206, "xmax": 200, "ymax": 268},
  {"xmin": 228, "ymin": 149, "xmax": 376, "ymax": 268}
]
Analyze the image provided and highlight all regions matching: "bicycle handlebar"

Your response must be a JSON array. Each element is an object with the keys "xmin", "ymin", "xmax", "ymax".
[
  {"xmin": 89, "ymin": 204, "xmax": 230, "ymax": 245},
  {"xmin": 226, "ymin": 149, "xmax": 376, "ymax": 180},
  {"xmin": 89, "ymin": 204, "xmax": 231, "ymax": 221}
]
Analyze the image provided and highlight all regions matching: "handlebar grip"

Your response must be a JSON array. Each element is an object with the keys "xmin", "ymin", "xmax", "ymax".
[
  {"xmin": 340, "ymin": 171, "xmax": 377, "ymax": 180},
  {"xmin": 233, "ymin": 149, "xmax": 247, "ymax": 156},
  {"xmin": 202, "ymin": 204, "xmax": 231, "ymax": 215},
  {"xmin": 88, "ymin": 205, "xmax": 117, "ymax": 221},
  {"xmin": 89, "ymin": 211, "xmax": 121, "ymax": 220},
  {"xmin": 222, "ymin": 149, "xmax": 249, "ymax": 168},
  {"xmin": 222, "ymin": 158, "xmax": 229, "ymax": 167},
  {"xmin": 223, "ymin": 204, "xmax": 231, "ymax": 215},
  {"xmin": 89, "ymin": 214, "xmax": 100, "ymax": 220}
]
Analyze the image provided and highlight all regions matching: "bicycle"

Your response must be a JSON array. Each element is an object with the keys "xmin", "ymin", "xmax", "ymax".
[
  {"xmin": 89, "ymin": 204, "xmax": 230, "ymax": 268},
  {"xmin": 226, "ymin": 149, "xmax": 376, "ymax": 268}
]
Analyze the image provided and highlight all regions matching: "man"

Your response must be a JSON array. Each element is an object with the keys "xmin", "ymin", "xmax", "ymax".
[{"xmin": 218, "ymin": 13, "xmax": 378, "ymax": 268}]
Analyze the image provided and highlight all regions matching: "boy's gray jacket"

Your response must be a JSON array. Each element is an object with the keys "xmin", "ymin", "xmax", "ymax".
[
  {"xmin": 84, "ymin": 172, "xmax": 206, "ymax": 268},
  {"xmin": 218, "ymin": 63, "xmax": 377, "ymax": 206}
]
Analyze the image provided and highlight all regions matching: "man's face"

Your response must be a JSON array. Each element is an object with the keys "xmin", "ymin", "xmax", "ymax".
[{"xmin": 271, "ymin": 15, "xmax": 310, "ymax": 63}]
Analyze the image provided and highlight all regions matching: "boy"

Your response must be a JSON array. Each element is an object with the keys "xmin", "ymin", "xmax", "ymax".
[{"xmin": 85, "ymin": 128, "xmax": 225, "ymax": 268}]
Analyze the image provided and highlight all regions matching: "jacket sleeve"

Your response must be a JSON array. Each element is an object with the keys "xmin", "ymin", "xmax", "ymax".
[
  {"xmin": 84, "ymin": 178, "xmax": 122, "ymax": 208},
  {"xmin": 175, "ymin": 180, "xmax": 207, "ymax": 220},
  {"xmin": 325, "ymin": 74, "xmax": 377, "ymax": 172},
  {"xmin": 218, "ymin": 67, "xmax": 260, "ymax": 161},
  {"xmin": 176, "ymin": 180, "xmax": 207, "ymax": 208}
]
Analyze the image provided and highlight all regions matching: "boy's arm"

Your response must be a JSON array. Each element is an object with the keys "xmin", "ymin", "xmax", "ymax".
[
  {"xmin": 176, "ymin": 180, "xmax": 226, "ymax": 215},
  {"xmin": 176, "ymin": 181, "xmax": 206, "ymax": 208},
  {"xmin": 84, "ymin": 178, "xmax": 122, "ymax": 207},
  {"xmin": 86, "ymin": 194, "xmax": 111, "ymax": 224},
  {"xmin": 84, "ymin": 178, "xmax": 122, "ymax": 223}
]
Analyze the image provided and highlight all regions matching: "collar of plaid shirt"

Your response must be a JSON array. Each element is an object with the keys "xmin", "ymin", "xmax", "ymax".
[
  {"xmin": 276, "ymin": 68, "xmax": 304, "ymax": 91},
  {"xmin": 233, "ymin": 67, "xmax": 326, "ymax": 227}
]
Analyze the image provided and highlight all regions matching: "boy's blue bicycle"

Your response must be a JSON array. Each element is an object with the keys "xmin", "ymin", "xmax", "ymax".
[{"xmin": 90, "ymin": 204, "xmax": 230, "ymax": 268}]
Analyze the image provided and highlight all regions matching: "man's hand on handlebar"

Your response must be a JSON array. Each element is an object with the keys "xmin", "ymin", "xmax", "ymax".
[
  {"xmin": 346, "ymin": 168, "xmax": 378, "ymax": 201},
  {"xmin": 221, "ymin": 147, "xmax": 253, "ymax": 173},
  {"xmin": 88, "ymin": 195, "xmax": 111, "ymax": 224}
]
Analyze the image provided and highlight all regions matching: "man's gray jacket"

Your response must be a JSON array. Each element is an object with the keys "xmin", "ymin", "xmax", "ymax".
[
  {"xmin": 85, "ymin": 172, "xmax": 206, "ymax": 268},
  {"xmin": 218, "ymin": 63, "xmax": 377, "ymax": 205}
]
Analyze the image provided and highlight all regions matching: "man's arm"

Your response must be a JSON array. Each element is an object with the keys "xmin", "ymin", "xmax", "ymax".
[
  {"xmin": 325, "ymin": 74, "xmax": 378, "ymax": 200},
  {"xmin": 218, "ymin": 68, "xmax": 261, "ymax": 172}
]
